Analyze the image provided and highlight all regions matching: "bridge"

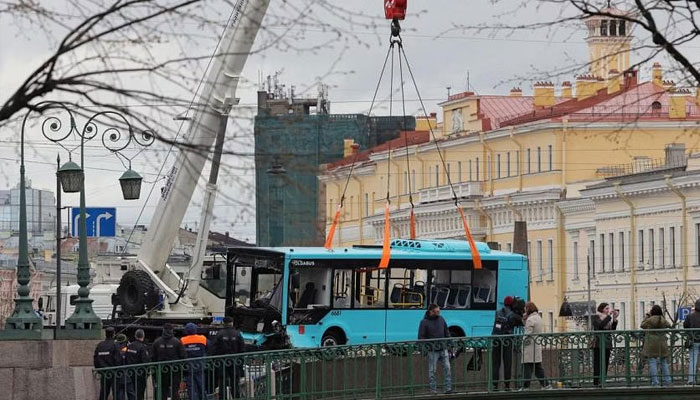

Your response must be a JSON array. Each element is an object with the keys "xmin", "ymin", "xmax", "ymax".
[{"xmin": 86, "ymin": 328, "xmax": 700, "ymax": 400}]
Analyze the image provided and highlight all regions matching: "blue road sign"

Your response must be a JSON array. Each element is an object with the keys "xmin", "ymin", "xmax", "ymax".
[
  {"xmin": 679, "ymin": 306, "xmax": 692, "ymax": 321},
  {"xmin": 71, "ymin": 207, "xmax": 117, "ymax": 237}
]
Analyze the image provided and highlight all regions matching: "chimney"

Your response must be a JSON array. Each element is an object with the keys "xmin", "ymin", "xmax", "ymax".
[
  {"xmin": 669, "ymin": 89, "xmax": 690, "ymax": 119},
  {"xmin": 607, "ymin": 70, "xmax": 621, "ymax": 94},
  {"xmin": 623, "ymin": 69, "xmax": 638, "ymax": 88},
  {"xmin": 665, "ymin": 143, "xmax": 686, "ymax": 167},
  {"xmin": 533, "ymin": 82, "xmax": 555, "ymax": 107},
  {"xmin": 576, "ymin": 74, "xmax": 596, "ymax": 100},
  {"xmin": 633, "ymin": 156, "xmax": 652, "ymax": 173},
  {"xmin": 561, "ymin": 82, "xmax": 572, "ymax": 99},
  {"xmin": 652, "ymin": 62, "xmax": 663, "ymax": 86},
  {"xmin": 343, "ymin": 139, "xmax": 356, "ymax": 158},
  {"xmin": 663, "ymin": 80, "xmax": 676, "ymax": 92},
  {"xmin": 509, "ymin": 87, "xmax": 523, "ymax": 97},
  {"xmin": 593, "ymin": 76, "xmax": 606, "ymax": 94}
]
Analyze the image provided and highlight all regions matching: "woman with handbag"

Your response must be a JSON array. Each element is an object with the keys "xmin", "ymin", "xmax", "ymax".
[
  {"xmin": 519, "ymin": 302, "xmax": 551, "ymax": 390},
  {"xmin": 592, "ymin": 302, "xmax": 618, "ymax": 387}
]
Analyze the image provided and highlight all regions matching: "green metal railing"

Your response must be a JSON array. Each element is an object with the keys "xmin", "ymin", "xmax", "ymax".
[{"xmin": 96, "ymin": 328, "xmax": 700, "ymax": 399}]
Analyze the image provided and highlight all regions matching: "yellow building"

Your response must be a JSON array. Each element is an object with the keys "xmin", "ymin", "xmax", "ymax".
[{"xmin": 318, "ymin": 6, "xmax": 700, "ymax": 332}]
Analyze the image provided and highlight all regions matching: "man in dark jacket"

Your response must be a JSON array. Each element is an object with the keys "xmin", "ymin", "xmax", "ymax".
[
  {"xmin": 211, "ymin": 317, "xmax": 245, "ymax": 399},
  {"xmin": 125, "ymin": 329, "xmax": 151, "ymax": 400},
  {"xmin": 152, "ymin": 323, "xmax": 186, "ymax": 400},
  {"xmin": 491, "ymin": 296, "xmax": 524, "ymax": 391},
  {"xmin": 94, "ymin": 327, "xmax": 122, "ymax": 400},
  {"xmin": 684, "ymin": 299, "xmax": 700, "ymax": 384},
  {"xmin": 418, "ymin": 304, "xmax": 452, "ymax": 394},
  {"xmin": 115, "ymin": 333, "xmax": 134, "ymax": 400},
  {"xmin": 182, "ymin": 322, "xmax": 208, "ymax": 400}
]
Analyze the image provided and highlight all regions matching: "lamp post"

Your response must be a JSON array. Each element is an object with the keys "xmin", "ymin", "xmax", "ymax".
[{"xmin": 1, "ymin": 102, "xmax": 153, "ymax": 340}]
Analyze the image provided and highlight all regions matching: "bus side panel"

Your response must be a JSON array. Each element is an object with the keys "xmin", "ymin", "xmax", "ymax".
[
  {"xmin": 287, "ymin": 310, "xmax": 387, "ymax": 347},
  {"xmin": 386, "ymin": 309, "xmax": 423, "ymax": 342}
]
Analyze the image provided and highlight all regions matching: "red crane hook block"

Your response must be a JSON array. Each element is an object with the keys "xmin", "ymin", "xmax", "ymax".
[{"xmin": 384, "ymin": 0, "xmax": 407, "ymax": 20}]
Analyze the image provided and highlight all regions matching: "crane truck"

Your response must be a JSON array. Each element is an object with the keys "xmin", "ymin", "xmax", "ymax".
[{"xmin": 107, "ymin": 0, "xmax": 290, "ymax": 348}]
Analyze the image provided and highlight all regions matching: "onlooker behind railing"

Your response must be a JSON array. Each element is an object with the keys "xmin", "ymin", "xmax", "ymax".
[
  {"xmin": 94, "ymin": 327, "xmax": 122, "ymax": 400},
  {"xmin": 491, "ymin": 296, "xmax": 524, "ymax": 391},
  {"xmin": 125, "ymin": 329, "xmax": 151, "ymax": 400},
  {"xmin": 418, "ymin": 303, "xmax": 453, "ymax": 394},
  {"xmin": 591, "ymin": 303, "xmax": 619, "ymax": 387},
  {"xmin": 182, "ymin": 322, "xmax": 208, "ymax": 400},
  {"xmin": 519, "ymin": 302, "xmax": 551, "ymax": 391},
  {"xmin": 152, "ymin": 323, "xmax": 186, "ymax": 400},
  {"xmin": 115, "ymin": 333, "xmax": 134, "ymax": 400},
  {"xmin": 209, "ymin": 316, "xmax": 245, "ymax": 399},
  {"xmin": 641, "ymin": 305, "xmax": 672, "ymax": 387},
  {"xmin": 684, "ymin": 298, "xmax": 700, "ymax": 385}
]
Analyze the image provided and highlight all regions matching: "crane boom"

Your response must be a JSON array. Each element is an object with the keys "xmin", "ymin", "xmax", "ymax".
[{"xmin": 138, "ymin": 0, "xmax": 270, "ymax": 290}]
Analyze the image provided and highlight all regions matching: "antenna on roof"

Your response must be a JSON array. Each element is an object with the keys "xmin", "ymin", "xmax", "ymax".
[{"xmin": 466, "ymin": 71, "xmax": 470, "ymax": 92}]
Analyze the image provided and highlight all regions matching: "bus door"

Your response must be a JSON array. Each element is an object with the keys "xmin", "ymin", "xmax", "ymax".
[
  {"xmin": 385, "ymin": 267, "xmax": 427, "ymax": 343},
  {"xmin": 344, "ymin": 268, "xmax": 387, "ymax": 344}
]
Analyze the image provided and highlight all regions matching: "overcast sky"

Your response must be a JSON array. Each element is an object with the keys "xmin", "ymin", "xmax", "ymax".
[{"xmin": 0, "ymin": 0, "xmax": 665, "ymax": 243}]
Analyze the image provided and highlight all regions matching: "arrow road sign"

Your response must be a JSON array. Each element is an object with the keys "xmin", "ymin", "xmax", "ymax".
[{"xmin": 71, "ymin": 207, "xmax": 117, "ymax": 237}]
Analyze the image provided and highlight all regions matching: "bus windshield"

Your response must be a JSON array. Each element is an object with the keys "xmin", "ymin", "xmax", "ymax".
[{"xmin": 233, "ymin": 257, "xmax": 284, "ymax": 310}]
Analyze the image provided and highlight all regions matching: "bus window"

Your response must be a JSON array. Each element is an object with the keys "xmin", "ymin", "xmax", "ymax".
[
  {"xmin": 200, "ymin": 259, "xmax": 227, "ymax": 298},
  {"xmin": 354, "ymin": 269, "xmax": 386, "ymax": 308},
  {"xmin": 234, "ymin": 265, "xmax": 252, "ymax": 306},
  {"xmin": 472, "ymin": 268, "xmax": 497, "ymax": 308},
  {"xmin": 291, "ymin": 267, "xmax": 331, "ymax": 309},
  {"xmin": 428, "ymin": 269, "xmax": 476, "ymax": 310},
  {"xmin": 388, "ymin": 268, "xmax": 426, "ymax": 309},
  {"xmin": 332, "ymin": 269, "xmax": 352, "ymax": 309}
]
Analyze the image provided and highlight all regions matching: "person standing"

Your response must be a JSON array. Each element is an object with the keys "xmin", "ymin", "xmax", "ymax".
[
  {"xmin": 210, "ymin": 317, "xmax": 245, "ymax": 399},
  {"xmin": 641, "ymin": 305, "xmax": 672, "ymax": 386},
  {"xmin": 418, "ymin": 304, "xmax": 453, "ymax": 394},
  {"xmin": 182, "ymin": 322, "xmax": 208, "ymax": 400},
  {"xmin": 684, "ymin": 299, "xmax": 700, "ymax": 384},
  {"xmin": 115, "ymin": 333, "xmax": 134, "ymax": 400},
  {"xmin": 125, "ymin": 329, "xmax": 151, "ymax": 400},
  {"xmin": 94, "ymin": 327, "xmax": 122, "ymax": 400},
  {"xmin": 152, "ymin": 323, "xmax": 186, "ymax": 400},
  {"xmin": 519, "ymin": 302, "xmax": 551, "ymax": 390},
  {"xmin": 592, "ymin": 302, "xmax": 618, "ymax": 386},
  {"xmin": 491, "ymin": 296, "xmax": 524, "ymax": 391}
]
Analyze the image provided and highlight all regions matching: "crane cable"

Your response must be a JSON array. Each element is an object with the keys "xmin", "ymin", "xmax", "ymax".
[
  {"xmin": 398, "ymin": 42, "xmax": 482, "ymax": 269},
  {"xmin": 379, "ymin": 41, "xmax": 397, "ymax": 269},
  {"xmin": 323, "ymin": 43, "xmax": 394, "ymax": 250},
  {"xmin": 397, "ymin": 38, "xmax": 416, "ymax": 239}
]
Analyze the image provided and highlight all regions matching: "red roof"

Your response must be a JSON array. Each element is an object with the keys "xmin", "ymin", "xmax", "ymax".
[
  {"xmin": 327, "ymin": 131, "xmax": 430, "ymax": 170},
  {"xmin": 500, "ymin": 81, "xmax": 700, "ymax": 127},
  {"xmin": 478, "ymin": 95, "xmax": 569, "ymax": 129}
]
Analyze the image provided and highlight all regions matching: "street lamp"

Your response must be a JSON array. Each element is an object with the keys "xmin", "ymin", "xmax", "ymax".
[{"xmin": 1, "ymin": 102, "xmax": 153, "ymax": 340}]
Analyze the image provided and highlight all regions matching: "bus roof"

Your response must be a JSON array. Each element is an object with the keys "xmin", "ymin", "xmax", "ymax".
[{"xmin": 254, "ymin": 239, "xmax": 526, "ymax": 261}]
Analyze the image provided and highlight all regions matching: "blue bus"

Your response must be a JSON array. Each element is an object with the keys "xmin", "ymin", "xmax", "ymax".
[{"xmin": 226, "ymin": 239, "xmax": 528, "ymax": 348}]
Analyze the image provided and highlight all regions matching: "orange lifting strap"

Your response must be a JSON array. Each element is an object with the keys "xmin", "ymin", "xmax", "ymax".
[
  {"xmin": 457, "ymin": 204, "xmax": 482, "ymax": 269},
  {"xmin": 409, "ymin": 208, "xmax": 416, "ymax": 239},
  {"xmin": 324, "ymin": 203, "xmax": 342, "ymax": 250}
]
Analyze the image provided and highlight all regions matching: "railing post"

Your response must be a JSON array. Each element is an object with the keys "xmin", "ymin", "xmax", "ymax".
[
  {"xmin": 487, "ymin": 337, "xmax": 494, "ymax": 392},
  {"xmin": 600, "ymin": 333, "xmax": 607, "ymax": 388},
  {"xmin": 265, "ymin": 354, "xmax": 273, "ymax": 400},
  {"xmin": 407, "ymin": 342, "xmax": 414, "ymax": 397},
  {"xmin": 375, "ymin": 343, "xmax": 382, "ymax": 398},
  {"xmin": 624, "ymin": 332, "xmax": 632, "ymax": 386},
  {"xmin": 300, "ymin": 352, "xmax": 307, "ymax": 400}
]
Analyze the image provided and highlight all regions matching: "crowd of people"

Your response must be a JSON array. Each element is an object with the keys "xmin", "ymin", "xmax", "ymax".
[
  {"xmin": 417, "ymin": 296, "xmax": 700, "ymax": 393},
  {"xmin": 93, "ymin": 317, "xmax": 244, "ymax": 400}
]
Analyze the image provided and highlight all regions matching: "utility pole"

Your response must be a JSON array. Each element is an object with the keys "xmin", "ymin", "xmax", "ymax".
[{"xmin": 587, "ymin": 254, "xmax": 593, "ymax": 329}]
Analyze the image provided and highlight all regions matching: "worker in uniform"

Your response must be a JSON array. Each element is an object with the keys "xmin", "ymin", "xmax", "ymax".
[
  {"xmin": 115, "ymin": 333, "xmax": 135, "ymax": 400},
  {"xmin": 125, "ymin": 329, "xmax": 151, "ymax": 400},
  {"xmin": 182, "ymin": 322, "xmax": 208, "ymax": 400},
  {"xmin": 210, "ymin": 317, "xmax": 245, "ymax": 399},
  {"xmin": 152, "ymin": 323, "xmax": 186, "ymax": 400},
  {"xmin": 94, "ymin": 327, "xmax": 122, "ymax": 400}
]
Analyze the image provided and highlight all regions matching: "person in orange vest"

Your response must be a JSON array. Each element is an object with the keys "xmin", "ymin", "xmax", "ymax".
[{"xmin": 182, "ymin": 322, "xmax": 208, "ymax": 400}]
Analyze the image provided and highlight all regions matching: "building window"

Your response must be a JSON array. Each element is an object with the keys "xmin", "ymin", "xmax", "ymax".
[
  {"xmin": 487, "ymin": 155, "xmax": 491, "ymax": 180},
  {"xmin": 536, "ymin": 240, "xmax": 543, "ymax": 282},
  {"xmin": 670, "ymin": 226, "xmax": 676, "ymax": 267},
  {"xmin": 516, "ymin": 150, "xmax": 520, "ymax": 175},
  {"xmin": 547, "ymin": 239, "xmax": 554, "ymax": 281},
  {"xmin": 548, "ymin": 311, "xmax": 554, "ymax": 333},
  {"xmin": 403, "ymin": 171, "xmax": 408, "ymax": 195},
  {"xmin": 600, "ymin": 233, "xmax": 605, "ymax": 273},
  {"xmin": 639, "ymin": 229, "xmax": 645, "ymax": 264},
  {"xmin": 507, "ymin": 152, "xmax": 511, "ymax": 177},
  {"xmin": 537, "ymin": 146, "xmax": 542, "ymax": 172},
  {"xmin": 527, "ymin": 148, "xmax": 531, "ymax": 174},
  {"xmin": 364, "ymin": 193, "xmax": 369, "ymax": 217},
  {"xmin": 619, "ymin": 21, "xmax": 626, "ymax": 36},
  {"xmin": 573, "ymin": 241, "xmax": 579, "ymax": 279},
  {"xmin": 619, "ymin": 231, "xmax": 625, "ymax": 271},
  {"xmin": 609, "ymin": 232, "xmax": 614, "ymax": 272},
  {"xmin": 601, "ymin": 19, "xmax": 608, "ymax": 36},
  {"xmin": 609, "ymin": 19, "xmax": 617, "ymax": 36},
  {"xmin": 476, "ymin": 157, "xmax": 480, "ymax": 181},
  {"xmin": 411, "ymin": 169, "xmax": 416, "ymax": 191},
  {"xmin": 659, "ymin": 227, "xmax": 665, "ymax": 268},
  {"xmin": 446, "ymin": 163, "xmax": 451, "ymax": 183},
  {"xmin": 548, "ymin": 144, "xmax": 553, "ymax": 171},
  {"xmin": 590, "ymin": 239, "xmax": 596, "ymax": 277},
  {"xmin": 621, "ymin": 302, "xmax": 626, "ymax": 329},
  {"xmin": 649, "ymin": 229, "xmax": 655, "ymax": 268},
  {"xmin": 497, "ymin": 154, "xmax": 501, "ymax": 178},
  {"xmin": 349, "ymin": 196, "xmax": 354, "ymax": 219},
  {"xmin": 469, "ymin": 160, "xmax": 473, "ymax": 181},
  {"xmin": 640, "ymin": 301, "xmax": 646, "ymax": 322},
  {"xmin": 507, "ymin": 242, "xmax": 512, "ymax": 252},
  {"xmin": 457, "ymin": 161, "xmax": 462, "ymax": 183},
  {"xmin": 435, "ymin": 164, "xmax": 440, "ymax": 187}
]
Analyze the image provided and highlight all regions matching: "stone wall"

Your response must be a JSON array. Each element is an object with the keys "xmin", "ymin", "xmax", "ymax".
[{"xmin": 0, "ymin": 340, "xmax": 100, "ymax": 400}]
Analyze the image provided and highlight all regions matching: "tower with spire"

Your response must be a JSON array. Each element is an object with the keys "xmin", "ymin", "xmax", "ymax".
[{"xmin": 583, "ymin": 3, "xmax": 633, "ymax": 80}]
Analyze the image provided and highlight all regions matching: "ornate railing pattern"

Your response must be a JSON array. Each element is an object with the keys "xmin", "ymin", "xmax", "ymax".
[{"xmin": 96, "ymin": 329, "xmax": 700, "ymax": 399}]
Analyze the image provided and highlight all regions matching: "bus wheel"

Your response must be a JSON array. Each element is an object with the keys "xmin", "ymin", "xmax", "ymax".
[{"xmin": 321, "ymin": 329, "xmax": 345, "ymax": 347}]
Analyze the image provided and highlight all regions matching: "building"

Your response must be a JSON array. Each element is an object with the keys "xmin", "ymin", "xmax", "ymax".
[
  {"xmin": 318, "ymin": 5, "xmax": 700, "ymax": 332},
  {"xmin": 0, "ymin": 181, "xmax": 55, "ymax": 245},
  {"xmin": 254, "ymin": 78, "xmax": 418, "ymax": 247}
]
